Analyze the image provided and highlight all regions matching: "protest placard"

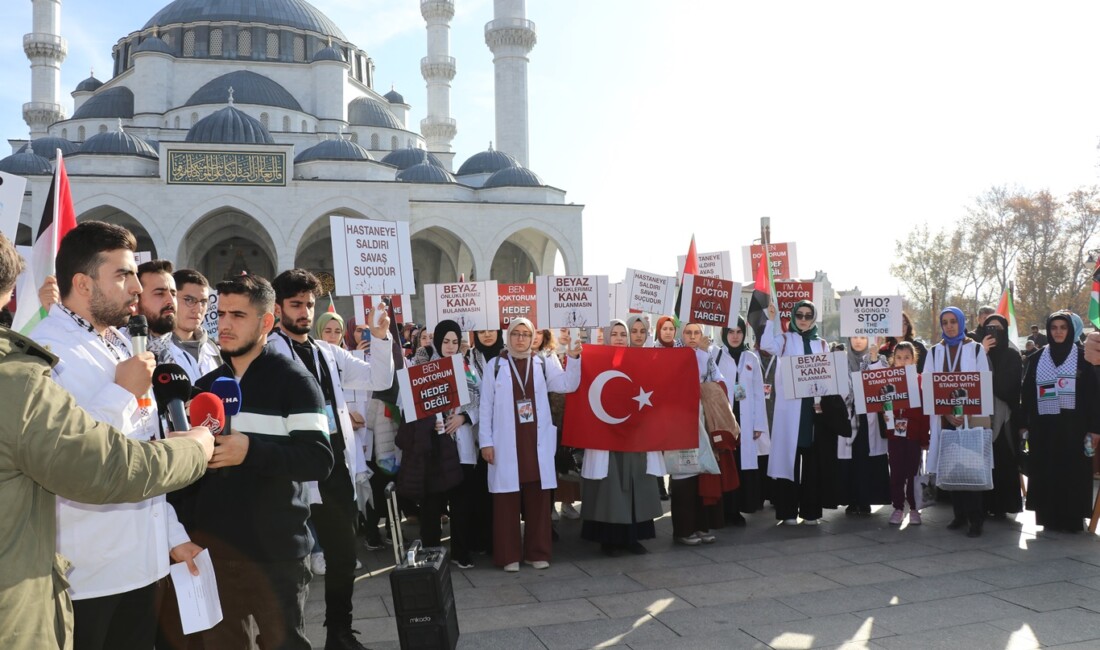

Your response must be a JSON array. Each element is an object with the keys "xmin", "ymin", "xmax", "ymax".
[
  {"xmin": 535, "ymin": 275, "xmax": 610, "ymax": 328},
  {"xmin": 397, "ymin": 355, "xmax": 472, "ymax": 420},
  {"xmin": 329, "ymin": 216, "xmax": 414, "ymax": 296},
  {"xmin": 202, "ymin": 291, "xmax": 219, "ymax": 340},
  {"xmin": 840, "ymin": 295, "xmax": 904, "ymax": 337},
  {"xmin": 923, "ymin": 371, "xmax": 994, "ymax": 417},
  {"xmin": 780, "ymin": 352, "xmax": 849, "ymax": 399},
  {"xmin": 774, "ymin": 281, "xmax": 820, "ymax": 331},
  {"xmin": 0, "ymin": 171, "xmax": 27, "ymax": 240},
  {"xmin": 497, "ymin": 283, "xmax": 537, "ymax": 328},
  {"xmin": 623, "ymin": 268, "xmax": 677, "ymax": 315},
  {"xmin": 353, "ymin": 294, "xmax": 410, "ymax": 326},
  {"xmin": 423, "ymin": 281, "xmax": 500, "ymax": 331},
  {"xmin": 677, "ymin": 273, "xmax": 740, "ymax": 328},
  {"xmin": 609, "ymin": 282, "xmax": 630, "ymax": 321},
  {"xmin": 743, "ymin": 242, "xmax": 798, "ymax": 281},
  {"xmin": 677, "ymin": 250, "xmax": 732, "ymax": 281},
  {"xmin": 851, "ymin": 365, "xmax": 920, "ymax": 414}
]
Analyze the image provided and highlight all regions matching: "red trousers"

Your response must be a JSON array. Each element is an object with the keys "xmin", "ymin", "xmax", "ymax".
[{"xmin": 492, "ymin": 482, "xmax": 552, "ymax": 567}]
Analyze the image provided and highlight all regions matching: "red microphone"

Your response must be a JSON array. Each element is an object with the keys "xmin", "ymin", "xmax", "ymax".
[{"xmin": 190, "ymin": 392, "xmax": 226, "ymax": 436}]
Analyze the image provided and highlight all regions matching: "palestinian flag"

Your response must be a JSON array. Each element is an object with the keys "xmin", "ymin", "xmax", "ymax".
[
  {"xmin": 12, "ymin": 151, "xmax": 76, "ymax": 334},
  {"xmin": 1090, "ymin": 259, "xmax": 1100, "ymax": 328},
  {"xmin": 672, "ymin": 235, "xmax": 699, "ymax": 327},
  {"xmin": 746, "ymin": 244, "xmax": 776, "ymax": 343},
  {"xmin": 995, "ymin": 286, "xmax": 1019, "ymax": 345},
  {"xmin": 325, "ymin": 292, "xmax": 337, "ymax": 314}
]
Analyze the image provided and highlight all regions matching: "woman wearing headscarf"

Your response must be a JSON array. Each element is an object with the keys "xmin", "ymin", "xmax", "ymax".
[
  {"xmin": 654, "ymin": 315, "xmax": 681, "ymax": 348},
  {"xmin": 579, "ymin": 320, "xmax": 665, "ymax": 555},
  {"xmin": 837, "ymin": 336, "xmax": 891, "ymax": 515},
  {"xmin": 316, "ymin": 311, "xmax": 347, "ymax": 349},
  {"xmin": 979, "ymin": 314, "xmax": 1023, "ymax": 519},
  {"xmin": 879, "ymin": 313, "xmax": 928, "ymax": 373},
  {"xmin": 1021, "ymin": 312, "xmax": 1100, "ymax": 532},
  {"xmin": 761, "ymin": 300, "xmax": 843, "ymax": 524},
  {"xmin": 716, "ymin": 317, "xmax": 770, "ymax": 521},
  {"xmin": 479, "ymin": 318, "xmax": 581, "ymax": 571},
  {"xmin": 627, "ymin": 314, "xmax": 652, "ymax": 348},
  {"xmin": 926, "ymin": 307, "xmax": 991, "ymax": 537},
  {"xmin": 464, "ymin": 328, "xmax": 504, "ymax": 554}
]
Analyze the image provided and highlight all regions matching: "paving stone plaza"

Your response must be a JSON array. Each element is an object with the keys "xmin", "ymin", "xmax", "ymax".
[{"xmin": 307, "ymin": 496, "xmax": 1100, "ymax": 649}]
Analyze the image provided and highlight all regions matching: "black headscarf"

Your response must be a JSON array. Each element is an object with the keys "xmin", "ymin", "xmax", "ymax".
[
  {"xmin": 1046, "ymin": 312, "xmax": 1075, "ymax": 366},
  {"xmin": 433, "ymin": 319, "xmax": 462, "ymax": 357},
  {"xmin": 721, "ymin": 316, "xmax": 750, "ymax": 364},
  {"xmin": 984, "ymin": 314, "xmax": 1021, "ymax": 405},
  {"xmin": 474, "ymin": 329, "xmax": 504, "ymax": 361}
]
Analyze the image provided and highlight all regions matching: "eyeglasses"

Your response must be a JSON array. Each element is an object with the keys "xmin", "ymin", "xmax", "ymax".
[
  {"xmin": 181, "ymin": 296, "xmax": 210, "ymax": 308},
  {"xmin": 509, "ymin": 331, "xmax": 532, "ymax": 339},
  {"xmin": 794, "ymin": 313, "xmax": 814, "ymax": 321}
]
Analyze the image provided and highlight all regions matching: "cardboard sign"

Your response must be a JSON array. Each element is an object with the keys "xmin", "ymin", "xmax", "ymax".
[
  {"xmin": 678, "ymin": 251, "xmax": 732, "ymax": 281},
  {"xmin": 677, "ymin": 273, "xmax": 740, "ymax": 328},
  {"xmin": 135, "ymin": 251, "xmax": 153, "ymax": 266},
  {"xmin": 774, "ymin": 281, "xmax": 821, "ymax": 331},
  {"xmin": 743, "ymin": 242, "xmax": 798, "ymax": 281},
  {"xmin": 423, "ymin": 281, "xmax": 500, "ymax": 331},
  {"xmin": 0, "ymin": 171, "xmax": 28, "ymax": 240},
  {"xmin": 535, "ymin": 275, "xmax": 610, "ymax": 329},
  {"xmin": 624, "ymin": 268, "xmax": 677, "ymax": 315},
  {"xmin": 609, "ymin": 282, "xmax": 631, "ymax": 321},
  {"xmin": 353, "ymin": 294, "xmax": 409, "ymax": 326},
  {"xmin": 780, "ymin": 351, "xmax": 849, "ymax": 399},
  {"xmin": 923, "ymin": 371, "xmax": 994, "ymax": 416},
  {"xmin": 497, "ymin": 283, "xmax": 537, "ymax": 328},
  {"xmin": 851, "ymin": 365, "xmax": 921, "ymax": 414},
  {"xmin": 329, "ymin": 216, "xmax": 414, "ymax": 296},
  {"xmin": 840, "ymin": 295, "xmax": 904, "ymax": 337},
  {"xmin": 202, "ymin": 291, "xmax": 219, "ymax": 340},
  {"xmin": 397, "ymin": 355, "xmax": 471, "ymax": 420}
]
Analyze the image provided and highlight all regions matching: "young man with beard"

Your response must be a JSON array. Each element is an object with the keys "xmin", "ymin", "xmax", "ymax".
[
  {"xmin": 177, "ymin": 273, "xmax": 334, "ymax": 650},
  {"xmin": 29, "ymin": 222, "xmax": 204, "ymax": 650},
  {"xmin": 171, "ymin": 268, "xmax": 222, "ymax": 382},
  {"xmin": 267, "ymin": 269, "xmax": 394, "ymax": 650},
  {"xmin": 133, "ymin": 259, "xmax": 177, "ymax": 363}
]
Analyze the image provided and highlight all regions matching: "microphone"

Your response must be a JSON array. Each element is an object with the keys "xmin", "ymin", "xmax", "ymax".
[
  {"xmin": 190, "ymin": 392, "xmax": 226, "ymax": 435},
  {"xmin": 128, "ymin": 315, "xmax": 153, "ymax": 410},
  {"xmin": 210, "ymin": 377, "xmax": 242, "ymax": 436},
  {"xmin": 152, "ymin": 363, "xmax": 192, "ymax": 432}
]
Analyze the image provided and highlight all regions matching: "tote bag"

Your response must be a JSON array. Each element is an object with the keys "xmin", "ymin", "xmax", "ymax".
[
  {"xmin": 935, "ymin": 427, "xmax": 993, "ymax": 491},
  {"xmin": 664, "ymin": 420, "xmax": 721, "ymax": 475}
]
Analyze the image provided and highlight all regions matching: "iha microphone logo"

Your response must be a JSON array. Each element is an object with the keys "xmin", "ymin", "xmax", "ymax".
[{"xmin": 157, "ymin": 372, "xmax": 188, "ymax": 384}]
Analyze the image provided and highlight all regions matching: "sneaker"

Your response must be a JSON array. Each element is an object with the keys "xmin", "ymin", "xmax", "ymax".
[
  {"xmin": 325, "ymin": 626, "xmax": 368, "ymax": 650},
  {"xmin": 561, "ymin": 503, "xmax": 581, "ymax": 520},
  {"xmin": 551, "ymin": 508, "xmax": 560, "ymax": 522},
  {"xmin": 908, "ymin": 510, "xmax": 922, "ymax": 526},
  {"xmin": 802, "ymin": 518, "xmax": 819, "ymax": 526},
  {"xmin": 365, "ymin": 539, "xmax": 385, "ymax": 551},
  {"xmin": 695, "ymin": 531, "xmax": 716, "ymax": 544},
  {"xmin": 503, "ymin": 562, "xmax": 520, "ymax": 573},
  {"xmin": 676, "ymin": 533, "xmax": 702, "ymax": 546},
  {"xmin": 451, "ymin": 558, "xmax": 474, "ymax": 569},
  {"xmin": 781, "ymin": 518, "xmax": 799, "ymax": 525},
  {"xmin": 525, "ymin": 560, "xmax": 550, "ymax": 569},
  {"xmin": 889, "ymin": 509, "xmax": 905, "ymax": 526},
  {"xmin": 310, "ymin": 552, "xmax": 326, "ymax": 576}
]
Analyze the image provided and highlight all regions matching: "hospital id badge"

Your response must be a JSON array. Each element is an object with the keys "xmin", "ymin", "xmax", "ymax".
[
  {"xmin": 763, "ymin": 383, "xmax": 773, "ymax": 400},
  {"xmin": 894, "ymin": 418, "xmax": 908, "ymax": 438},
  {"xmin": 733, "ymin": 383, "xmax": 747, "ymax": 401},
  {"xmin": 324, "ymin": 404, "xmax": 339, "ymax": 435},
  {"xmin": 516, "ymin": 399, "xmax": 535, "ymax": 424}
]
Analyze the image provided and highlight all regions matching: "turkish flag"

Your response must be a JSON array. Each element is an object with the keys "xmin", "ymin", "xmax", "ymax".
[{"xmin": 563, "ymin": 345, "xmax": 701, "ymax": 452}]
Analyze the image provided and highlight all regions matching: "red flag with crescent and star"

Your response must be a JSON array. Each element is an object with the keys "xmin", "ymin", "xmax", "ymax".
[{"xmin": 562, "ymin": 345, "xmax": 701, "ymax": 452}]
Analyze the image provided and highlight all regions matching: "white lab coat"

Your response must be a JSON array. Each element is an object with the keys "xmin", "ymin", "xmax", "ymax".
[
  {"xmin": 31, "ymin": 305, "xmax": 190, "ymax": 600},
  {"xmin": 715, "ymin": 348, "xmax": 771, "ymax": 469},
  {"xmin": 760, "ymin": 318, "xmax": 830, "ymax": 482},
  {"xmin": 167, "ymin": 337, "xmax": 222, "ymax": 383},
  {"xmin": 267, "ymin": 332, "xmax": 395, "ymax": 502},
  {"xmin": 478, "ymin": 354, "xmax": 581, "ymax": 493},
  {"xmin": 925, "ymin": 340, "xmax": 990, "ymax": 473}
]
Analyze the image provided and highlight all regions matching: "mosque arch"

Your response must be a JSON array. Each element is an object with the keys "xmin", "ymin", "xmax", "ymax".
[
  {"xmin": 76, "ymin": 204, "xmax": 160, "ymax": 259},
  {"xmin": 488, "ymin": 224, "xmax": 579, "ymax": 280},
  {"xmin": 181, "ymin": 209, "xmax": 277, "ymax": 283}
]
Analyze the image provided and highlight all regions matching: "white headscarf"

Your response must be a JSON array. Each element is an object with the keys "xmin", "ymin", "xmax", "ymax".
[{"xmin": 506, "ymin": 317, "xmax": 535, "ymax": 359}]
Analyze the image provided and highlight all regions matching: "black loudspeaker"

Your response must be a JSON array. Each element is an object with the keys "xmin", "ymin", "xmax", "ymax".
[{"xmin": 389, "ymin": 545, "xmax": 459, "ymax": 650}]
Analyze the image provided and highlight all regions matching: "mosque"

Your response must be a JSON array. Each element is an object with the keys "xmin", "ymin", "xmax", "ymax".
[{"xmin": 3, "ymin": 0, "xmax": 583, "ymax": 318}]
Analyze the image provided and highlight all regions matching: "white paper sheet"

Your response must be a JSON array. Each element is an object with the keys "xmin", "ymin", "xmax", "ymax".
[{"xmin": 169, "ymin": 549, "xmax": 223, "ymax": 635}]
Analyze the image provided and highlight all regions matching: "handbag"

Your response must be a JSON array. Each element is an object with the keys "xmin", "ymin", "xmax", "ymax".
[
  {"xmin": 914, "ymin": 462, "xmax": 936, "ymax": 510},
  {"xmin": 664, "ymin": 420, "xmax": 721, "ymax": 475},
  {"xmin": 935, "ymin": 427, "xmax": 994, "ymax": 491}
]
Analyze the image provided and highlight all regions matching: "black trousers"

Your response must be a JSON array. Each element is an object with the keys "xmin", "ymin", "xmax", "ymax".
[
  {"xmin": 951, "ymin": 490, "xmax": 984, "ymax": 525},
  {"xmin": 74, "ymin": 581, "xmax": 158, "ymax": 650},
  {"xmin": 201, "ymin": 557, "xmax": 311, "ymax": 650},
  {"xmin": 774, "ymin": 445, "xmax": 823, "ymax": 521},
  {"xmin": 363, "ymin": 459, "xmax": 394, "ymax": 544},
  {"xmin": 448, "ymin": 464, "xmax": 478, "ymax": 563},
  {"xmin": 313, "ymin": 457, "xmax": 358, "ymax": 631}
]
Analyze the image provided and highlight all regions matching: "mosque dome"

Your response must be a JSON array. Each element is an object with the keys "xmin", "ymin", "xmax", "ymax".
[
  {"xmin": 313, "ymin": 45, "xmax": 346, "ymax": 62},
  {"xmin": 74, "ymin": 75, "xmax": 103, "ymax": 93},
  {"xmin": 383, "ymin": 89, "xmax": 406, "ymax": 104},
  {"xmin": 0, "ymin": 152, "xmax": 53, "ymax": 175},
  {"xmin": 482, "ymin": 166, "xmax": 543, "ymax": 188},
  {"xmin": 380, "ymin": 147, "xmax": 443, "ymax": 171},
  {"xmin": 347, "ymin": 97, "xmax": 403, "ymax": 130},
  {"xmin": 457, "ymin": 147, "xmax": 519, "ymax": 176},
  {"xmin": 132, "ymin": 35, "xmax": 175, "ymax": 55},
  {"xmin": 76, "ymin": 130, "xmax": 159, "ymax": 159},
  {"xmin": 144, "ymin": 0, "xmax": 345, "ymax": 40},
  {"xmin": 71, "ymin": 86, "xmax": 135, "ymax": 120},
  {"xmin": 185, "ymin": 71, "xmax": 303, "ymax": 112},
  {"xmin": 295, "ymin": 139, "xmax": 374, "ymax": 163},
  {"xmin": 186, "ymin": 106, "xmax": 275, "ymax": 145},
  {"xmin": 17, "ymin": 136, "xmax": 80, "ymax": 159},
  {"xmin": 396, "ymin": 162, "xmax": 456, "ymax": 184}
]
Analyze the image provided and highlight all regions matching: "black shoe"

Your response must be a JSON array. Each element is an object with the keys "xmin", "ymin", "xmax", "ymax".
[
  {"xmin": 859, "ymin": 505, "xmax": 872, "ymax": 515},
  {"xmin": 845, "ymin": 505, "xmax": 858, "ymax": 514},
  {"xmin": 325, "ymin": 627, "xmax": 370, "ymax": 650},
  {"xmin": 967, "ymin": 522, "xmax": 983, "ymax": 538},
  {"xmin": 947, "ymin": 518, "xmax": 966, "ymax": 530},
  {"xmin": 629, "ymin": 542, "xmax": 649, "ymax": 555}
]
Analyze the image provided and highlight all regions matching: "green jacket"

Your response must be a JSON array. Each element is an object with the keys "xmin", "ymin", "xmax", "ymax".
[{"xmin": 0, "ymin": 327, "xmax": 208, "ymax": 650}]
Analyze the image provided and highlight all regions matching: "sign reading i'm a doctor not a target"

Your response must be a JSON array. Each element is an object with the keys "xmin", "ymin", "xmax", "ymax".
[{"xmin": 677, "ymin": 273, "xmax": 741, "ymax": 328}]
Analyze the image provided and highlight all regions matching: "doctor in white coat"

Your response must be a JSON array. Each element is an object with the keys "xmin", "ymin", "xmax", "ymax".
[
  {"xmin": 716, "ymin": 317, "xmax": 770, "ymax": 520},
  {"xmin": 480, "ymin": 318, "xmax": 581, "ymax": 572}
]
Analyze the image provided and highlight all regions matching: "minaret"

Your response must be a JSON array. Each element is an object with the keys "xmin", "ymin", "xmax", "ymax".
[
  {"xmin": 485, "ymin": 0, "xmax": 536, "ymax": 168},
  {"xmin": 24, "ymin": 0, "xmax": 67, "ymax": 137},
  {"xmin": 420, "ymin": 0, "xmax": 457, "ymax": 155}
]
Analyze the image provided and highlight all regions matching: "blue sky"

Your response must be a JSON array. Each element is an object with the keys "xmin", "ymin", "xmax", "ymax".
[{"xmin": 5, "ymin": 1, "xmax": 1100, "ymax": 296}]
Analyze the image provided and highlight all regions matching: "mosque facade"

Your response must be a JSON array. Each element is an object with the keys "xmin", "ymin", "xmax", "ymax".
[{"xmin": 4, "ymin": 0, "xmax": 582, "ymax": 318}]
